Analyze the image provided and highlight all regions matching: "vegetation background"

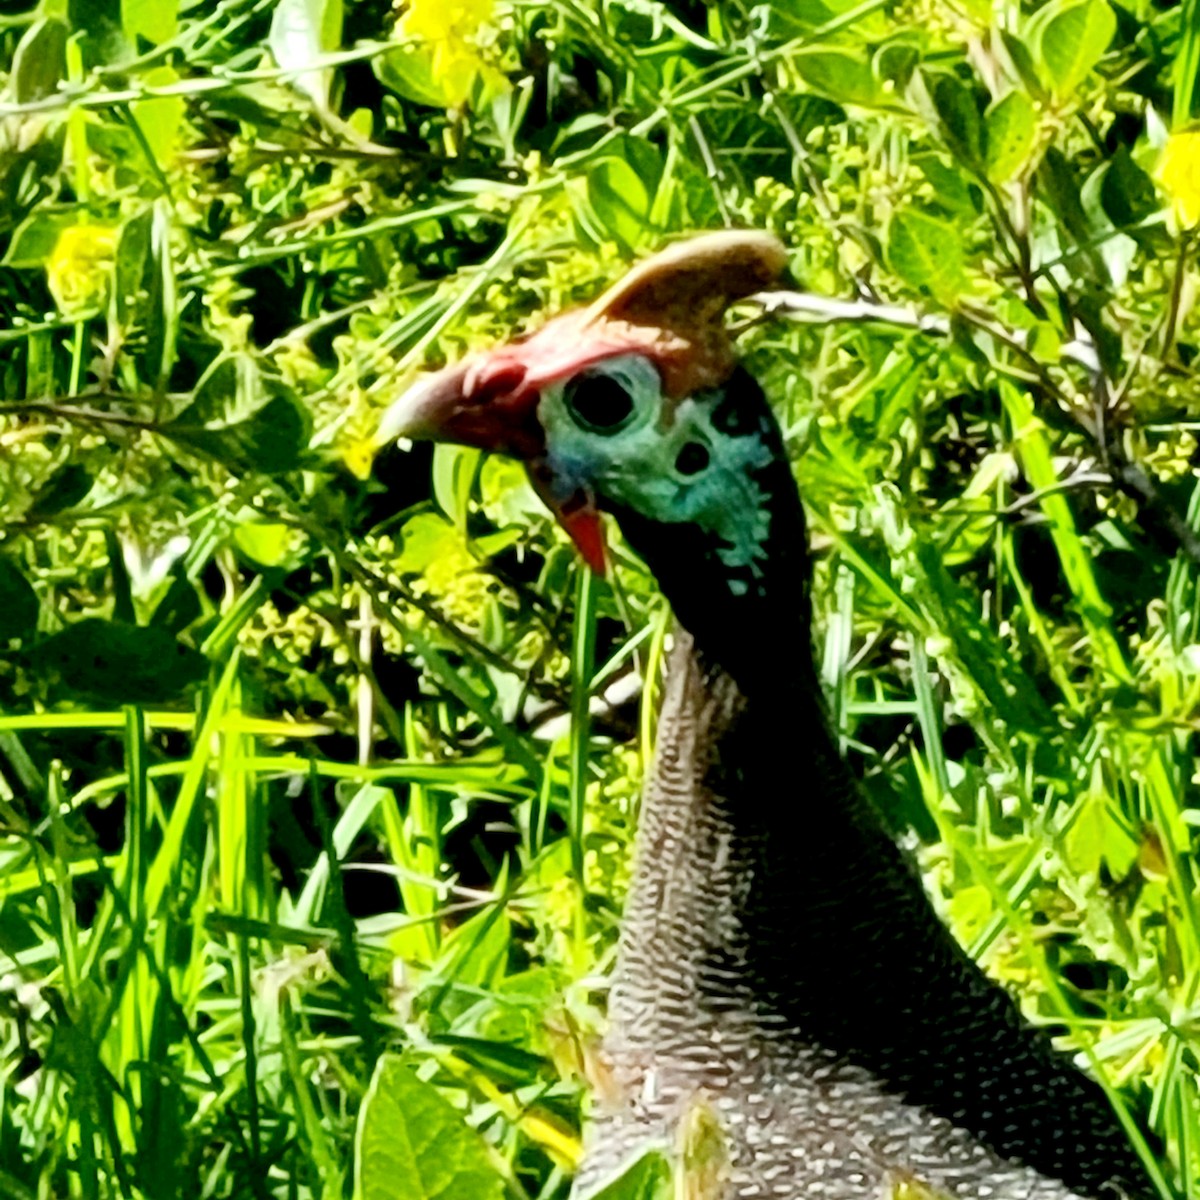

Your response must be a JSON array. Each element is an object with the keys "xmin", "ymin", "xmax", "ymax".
[{"xmin": 1, "ymin": 0, "xmax": 1199, "ymax": 1196}]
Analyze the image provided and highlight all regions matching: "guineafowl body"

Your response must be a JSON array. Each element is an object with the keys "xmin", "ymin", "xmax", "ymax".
[{"xmin": 380, "ymin": 233, "xmax": 1159, "ymax": 1200}]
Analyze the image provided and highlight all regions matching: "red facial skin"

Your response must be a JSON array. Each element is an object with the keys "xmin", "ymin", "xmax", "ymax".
[
  {"xmin": 378, "ymin": 316, "xmax": 676, "ymax": 575},
  {"xmin": 377, "ymin": 232, "xmax": 789, "ymax": 576}
]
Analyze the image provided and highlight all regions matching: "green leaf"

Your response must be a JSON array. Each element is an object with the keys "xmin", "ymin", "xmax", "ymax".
[
  {"xmin": 928, "ymin": 74, "xmax": 984, "ymax": 170},
  {"xmin": 791, "ymin": 49, "xmax": 887, "ymax": 108},
  {"xmin": 164, "ymin": 357, "xmax": 310, "ymax": 473},
  {"xmin": 1028, "ymin": 0, "xmax": 1116, "ymax": 100},
  {"xmin": 1064, "ymin": 792, "xmax": 1138, "ymax": 878},
  {"xmin": 0, "ymin": 559, "xmax": 39, "ymax": 642},
  {"xmin": 68, "ymin": 0, "xmax": 128, "ymax": 67},
  {"xmin": 231, "ymin": 521, "xmax": 308, "ymax": 569},
  {"xmin": 30, "ymin": 463, "xmax": 93, "ymax": 515},
  {"xmin": 130, "ymin": 68, "xmax": 185, "ymax": 167},
  {"xmin": 353, "ymin": 1055, "xmax": 506, "ymax": 1200},
  {"xmin": 29, "ymin": 619, "xmax": 207, "ymax": 703},
  {"xmin": 11, "ymin": 18, "xmax": 68, "ymax": 103},
  {"xmin": 886, "ymin": 209, "xmax": 967, "ymax": 303},
  {"xmin": 142, "ymin": 200, "xmax": 177, "ymax": 387},
  {"xmin": 984, "ymin": 90, "xmax": 1037, "ymax": 182},
  {"xmin": 122, "ymin": 0, "xmax": 177, "ymax": 44},
  {"xmin": 873, "ymin": 41, "xmax": 920, "ymax": 91},
  {"xmin": 578, "ymin": 137, "xmax": 661, "ymax": 253},
  {"xmin": 911, "ymin": 153, "xmax": 977, "ymax": 217},
  {"xmin": 432, "ymin": 444, "xmax": 481, "ymax": 532},
  {"xmin": 376, "ymin": 46, "xmax": 452, "ymax": 108},
  {"xmin": 577, "ymin": 1148, "xmax": 672, "ymax": 1200},
  {"xmin": 1035, "ymin": 148, "xmax": 1105, "ymax": 279},
  {"xmin": 163, "ymin": 391, "xmax": 310, "ymax": 474},
  {"xmin": 2, "ymin": 208, "xmax": 87, "ymax": 268},
  {"xmin": 269, "ymin": 0, "xmax": 344, "ymax": 114},
  {"xmin": 1098, "ymin": 147, "xmax": 1158, "ymax": 228}
]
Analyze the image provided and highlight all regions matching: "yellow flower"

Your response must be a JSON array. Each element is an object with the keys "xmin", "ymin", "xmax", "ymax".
[
  {"xmin": 46, "ymin": 223, "xmax": 118, "ymax": 314},
  {"xmin": 395, "ymin": 0, "xmax": 499, "ymax": 108},
  {"xmin": 400, "ymin": 0, "xmax": 493, "ymax": 42},
  {"xmin": 341, "ymin": 435, "xmax": 377, "ymax": 481},
  {"xmin": 1158, "ymin": 129, "xmax": 1200, "ymax": 227}
]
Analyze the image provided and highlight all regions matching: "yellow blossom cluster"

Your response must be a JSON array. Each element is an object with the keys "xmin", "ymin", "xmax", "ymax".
[
  {"xmin": 46, "ymin": 223, "xmax": 117, "ymax": 314},
  {"xmin": 1158, "ymin": 129, "xmax": 1200, "ymax": 228},
  {"xmin": 395, "ymin": 0, "xmax": 505, "ymax": 108}
]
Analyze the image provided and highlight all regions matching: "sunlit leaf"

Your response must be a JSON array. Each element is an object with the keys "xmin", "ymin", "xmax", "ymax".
[
  {"xmin": 353, "ymin": 1055, "xmax": 506, "ymax": 1200},
  {"xmin": 984, "ymin": 90, "xmax": 1037, "ymax": 182},
  {"xmin": 269, "ymin": 0, "xmax": 344, "ymax": 114},
  {"xmin": 886, "ymin": 209, "xmax": 967, "ymax": 302},
  {"xmin": 1028, "ymin": 0, "xmax": 1116, "ymax": 101}
]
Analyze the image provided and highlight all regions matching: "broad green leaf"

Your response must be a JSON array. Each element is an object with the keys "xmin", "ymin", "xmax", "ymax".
[
  {"xmin": 29, "ymin": 619, "xmax": 207, "ymax": 702},
  {"xmin": 1029, "ymin": 0, "xmax": 1116, "ymax": 100},
  {"xmin": 886, "ymin": 209, "xmax": 967, "ymax": 302},
  {"xmin": 911, "ymin": 153, "xmax": 977, "ymax": 217},
  {"xmin": 376, "ymin": 45, "xmax": 454, "ymax": 108},
  {"xmin": 122, "ymin": 0, "xmax": 177, "ymax": 44},
  {"xmin": 1098, "ymin": 147, "xmax": 1158, "ymax": 228},
  {"xmin": 580, "ymin": 137, "xmax": 661, "ymax": 253},
  {"xmin": 396, "ymin": 512, "xmax": 464, "ymax": 575},
  {"xmin": 269, "ymin": 0, "xmax": 344, "ymax": 114},
  {"xmin": 984, "ymin": 90, "xmax": 1037, "ymax": 182},
  {"xmin": 166, "ymin": 356, "xmax": 310, "ymax": 472},
  {"xmin": 11, "ymin": 18, "xmax": 68, "ymax": 103},
  {"xmin": 1064, "ymin": 791, "xmax": 1138, "ymax": 877},
  {"xmin": 873, "ymin": 41, "xmax": 920, "ymax": 90},
  {"xmin": 163, "ymin": 391, "xmax": 310, "ymax": 474},
  {"xmin": 0, "ymin": 559, "xmax": 39, "ymax": 642},
  {"xmin": 68, "ymin": 0, "xmax": 128, "ymax": 66},
  {"xmin": 353, "ymin": 1055, "xmax": 506, "ymax": 1200},
  {"xmin": 791, "ymin": 49, "xmax": 886, "ymax": 108},
  {"xmin": 231, "ymin": 521, "xmax": 308, "ymax": 569}
]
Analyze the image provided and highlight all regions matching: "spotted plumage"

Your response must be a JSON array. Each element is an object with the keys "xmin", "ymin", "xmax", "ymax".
[{"xmin": 380, "ymin": 233, "xmax": 1160, "ymax": 1200}]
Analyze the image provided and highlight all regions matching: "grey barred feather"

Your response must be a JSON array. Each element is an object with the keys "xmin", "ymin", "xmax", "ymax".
[{"xmin": 570, "ymin": 632, "xmax": 1130, "ymax": 1200}]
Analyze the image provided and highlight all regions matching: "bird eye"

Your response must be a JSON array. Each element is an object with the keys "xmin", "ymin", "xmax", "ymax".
[{"xmin": 564, "ymin": 371, "xmax": 635, "ymax": 433}]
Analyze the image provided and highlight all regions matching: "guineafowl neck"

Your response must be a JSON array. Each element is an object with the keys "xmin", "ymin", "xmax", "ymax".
[{"xmin": 606, "ymin": 444, "xmax": 1156, "ymax": 1200}]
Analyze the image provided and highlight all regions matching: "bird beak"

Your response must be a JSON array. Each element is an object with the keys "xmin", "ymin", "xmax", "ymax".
[{"xmin": 378, "ymin": 348, "xmax": 609, "ymax": 574}]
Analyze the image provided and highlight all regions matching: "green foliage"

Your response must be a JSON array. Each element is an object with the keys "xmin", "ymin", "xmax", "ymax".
[
  {"xmin": 354, "ymin": 1055, "xmax": 507, "ymax": 1200},
  {"xmin": 0, "ymin": 0, "xmax": 1199, "ymax": 1198}
]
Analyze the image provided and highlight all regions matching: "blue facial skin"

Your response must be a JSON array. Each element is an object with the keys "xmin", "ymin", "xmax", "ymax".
[{"xmin": 537, "ymin": 354, "xmax": 775, "ymax": 595}]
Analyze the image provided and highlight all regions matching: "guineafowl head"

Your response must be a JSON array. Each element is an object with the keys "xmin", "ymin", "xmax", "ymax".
[{"xmin": 379, "ymin": 232, "xmax": 813, "ymax": 693}]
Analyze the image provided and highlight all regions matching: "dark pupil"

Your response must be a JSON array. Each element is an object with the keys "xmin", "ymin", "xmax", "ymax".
[{"xmin": 564, "ymin": 373, "xmax": 634, "ymax": 431}]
